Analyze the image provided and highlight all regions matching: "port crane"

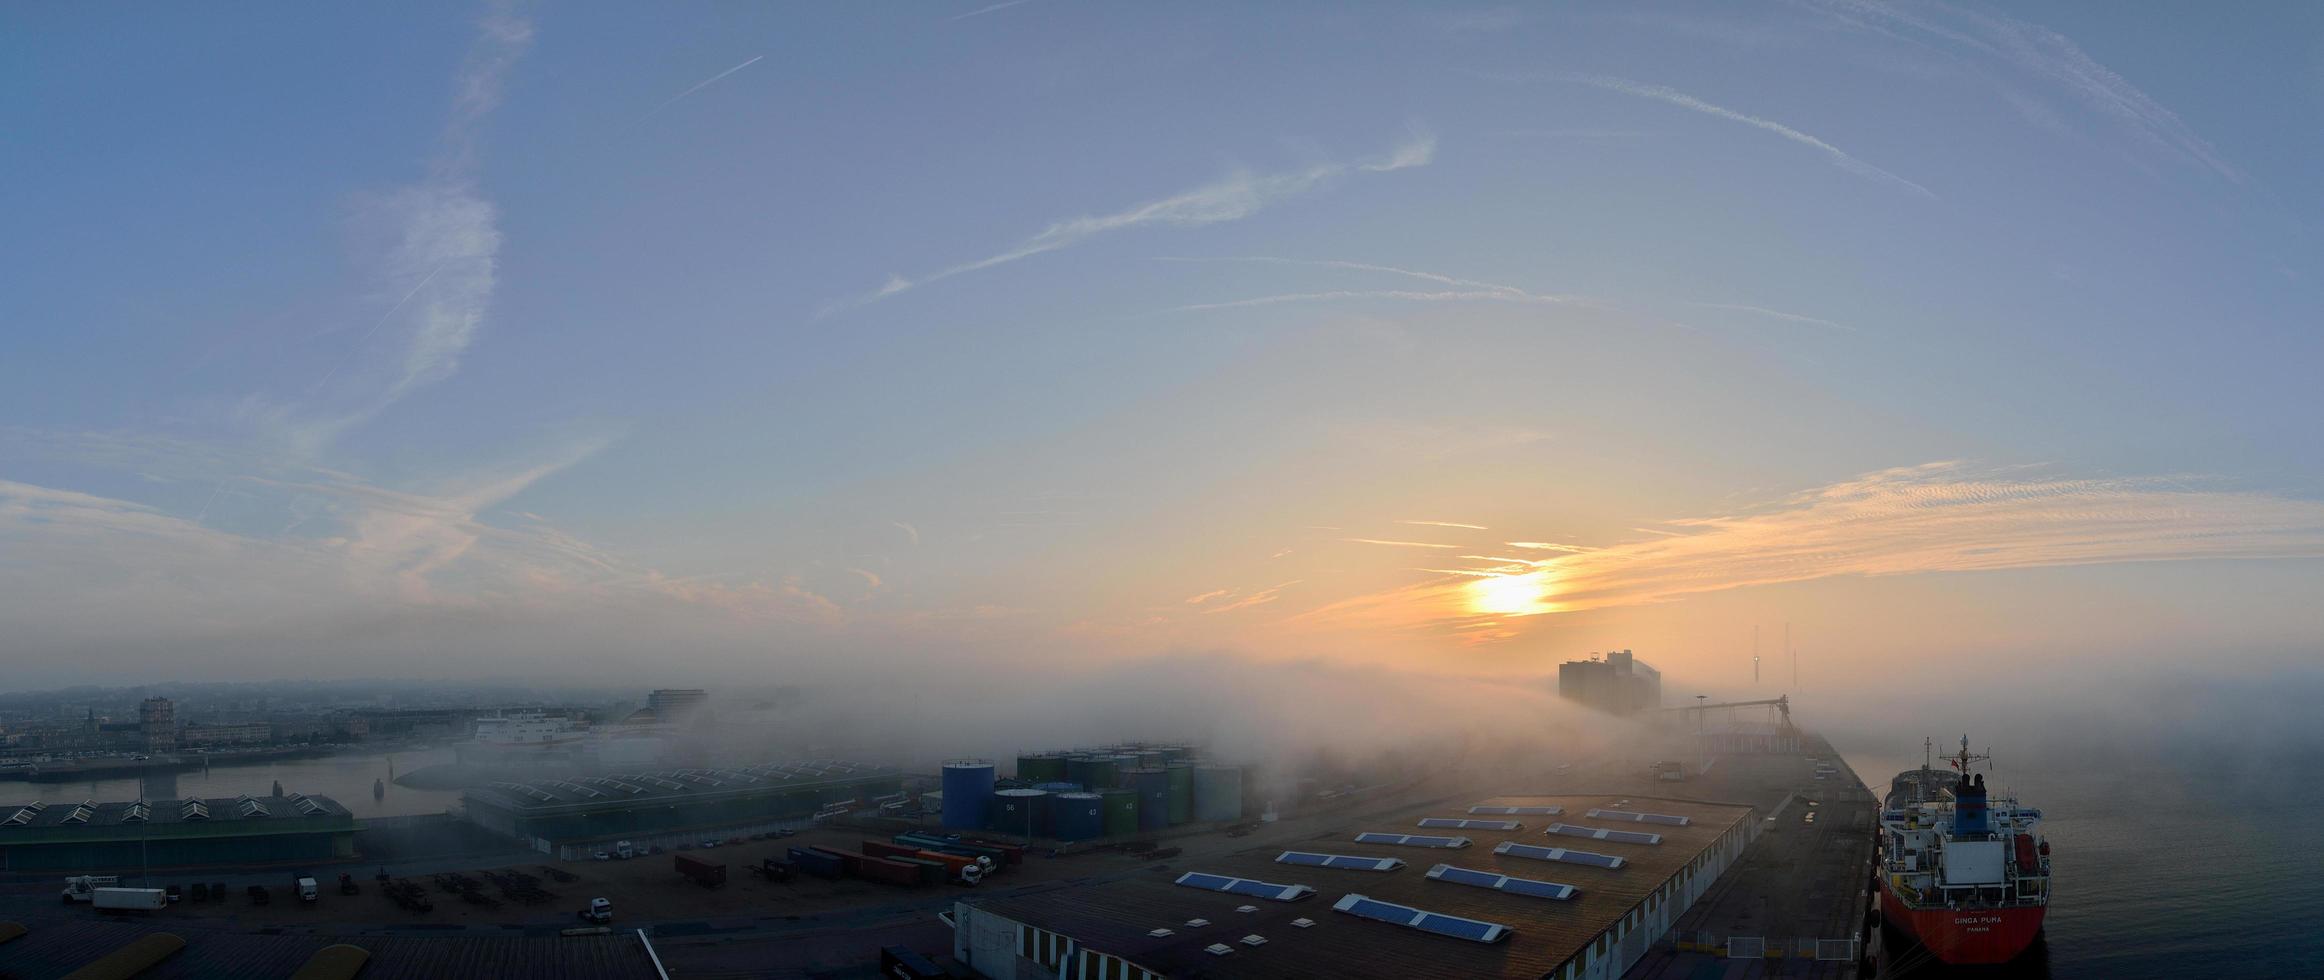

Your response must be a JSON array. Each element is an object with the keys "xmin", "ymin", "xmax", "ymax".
[{"xmin": 1665, "ymin": 694, "xmax": 1794, "ymax": 733}]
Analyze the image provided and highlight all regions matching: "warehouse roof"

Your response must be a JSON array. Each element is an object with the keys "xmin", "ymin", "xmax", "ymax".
[
  {"xmin": 463, "ymin": 760, "xmax": 898, "ymax": 812},
  {"xmin": 0, "ymin": 794, "xmax": 349, "ymax": 832},
  {"xmin": 967, "ymin": 794, "xmax": 1755, "ymax": 979},
  {"xmin": 0, "ymin": 918, "xmax": 658, "ymax": 979}
]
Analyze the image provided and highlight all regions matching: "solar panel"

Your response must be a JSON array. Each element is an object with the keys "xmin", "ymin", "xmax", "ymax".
[
  {"xmin": 1426, "ymin": 863, "xmax": 1577, "ymax": 900},
  {"xmin": 1332, "ymin": 893, "xmax": 1512, "ymax": 944},
  {"xmin": 1546, "ymin": 822, "xmax": 1662, "ymax": 845},
  {"xmin": 1493, "ymin": 841, "xmax": 1626, "ymax": 869},
  {"xmin": 1173, "ymin": 872, "xmax": 1315, "ymax": 902},
  {"xmin": 1354, "ymin": 832, "xmax": 1471, "ymax": 848},
  {"xmin": 1468, "ymin": 805, "xmax": 1564, "ymax": 816},
  {"xmin": 1275, "ymin": 851, "xmax": 1406, "ymax": 871},
  {"xmin": 1418, "ymin": 818, "xmax": 1523, "ymax": 831},
  {"xmin": 1586, "ymin": 808, "xmax": 1690, "ymax": 827}
]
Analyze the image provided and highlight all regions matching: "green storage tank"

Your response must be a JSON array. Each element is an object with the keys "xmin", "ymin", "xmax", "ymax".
[
  {"xmin": 1100, "ymin": 788, "xmax": 1139, "ymax": 836},
  {"xmin": 1164, "ymin": 763, "xmax": 1193, "ymax": 824},
  {"xmin": 1016, "ymin": 753, "xmax": 1068, "ymax": 784}
]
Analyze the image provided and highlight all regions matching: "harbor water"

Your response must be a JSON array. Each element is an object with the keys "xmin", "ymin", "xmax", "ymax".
[{"xmin": 0, "ymin": 747, "xmax": 464, "ymax": 819}]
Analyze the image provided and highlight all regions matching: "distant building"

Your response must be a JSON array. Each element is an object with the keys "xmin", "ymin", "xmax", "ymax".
[
  {"xmin": 138, "ymin": 697, "xmax": 175, "ymax": 753},
  {"xmin": 646, "ymin": 689, "xmax": 708, "ymax": 722},
  {"xmin": 179, "ymin": 722, "xmax": 272, "ymax": 747},
  {"xmin": 1557, "ymin": 649, "xmax": 1662, "ymax": 715}
]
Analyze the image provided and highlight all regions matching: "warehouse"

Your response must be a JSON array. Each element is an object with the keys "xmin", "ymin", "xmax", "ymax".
[
  {"xmin": 462, "ymin": 760, "xmax": 901, "ymax": 858},
  {"xmin": 952, "ymin": 794, "xmax": 1757, "ymax": 980},
  {"xmin": 0, "ymin": 794, "xmax": 355, "ymax": 872}
]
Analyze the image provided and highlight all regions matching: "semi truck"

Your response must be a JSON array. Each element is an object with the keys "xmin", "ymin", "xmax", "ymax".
[
  {"xmin": 62, "ymin": 876, "xmax": 121, "ymax": 902},
  {"xmin": 295, "ymin": 876, "xmax": 319, "ymax": 903},
  {"xmin": 577, "ymin": 897, "xmax": 613, "ymax": 923},
  {"xmin": 674, "ymin": 853, "xmax": 727, "ymax": 889},
  {"xmin": 94, "ymin": 888, "xmax": 170, "ymax": 911}
]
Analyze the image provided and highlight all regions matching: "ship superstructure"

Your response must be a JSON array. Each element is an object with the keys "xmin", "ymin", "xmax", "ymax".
[{"xmin": 1877, "ymin": 736, "xmax": 2050, "ymax": 964}]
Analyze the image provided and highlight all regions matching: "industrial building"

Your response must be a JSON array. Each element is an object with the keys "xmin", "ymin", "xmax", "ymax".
[
  {"xmin": 0, "ymin": 794, "xmax": 355, "ymax": 872},
  {"xmin": 461, "ymin": 760, "xmax": 900, "ymax": 858},
  {"xmin": 952, "ymin": 794, "xmax": 1757, "ymax": 979},
  {"xmin": 932, "ymin": 745, "xmax": 1248, "ymax": 842},
  {"xmin": 1557, "ymin": 650, "xmax": 1662, "ymax": 715}
]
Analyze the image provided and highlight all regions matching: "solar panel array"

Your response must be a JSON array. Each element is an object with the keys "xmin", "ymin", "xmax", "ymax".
[
  {"xmin": 1546, "ymin": 822, "xmax": 1662, "ymax": 845},
  {"xmin": 1332, "ymin": 893, "xmax": 1513, "ymax": 944},
  {"xmin": 1353, "ymin": 832, "xmax": 1472, "ymax": 849},
  {"xmin": 1275, "ymin": 851, "xmax": 1406, "ymax": 871},
  {"xmin": 1426, "ymin": 863, "xmax": 1578, "ymax": 901},
  {"xmin": 1417, "ymin": 818, "xmax": 1523, "ymax": 831},
  {"xmin": 1493, "ymin": 841, "xmax": 1626, "ymax": 869},
  {"xmin": 1173, "ymin": 872, "xmax": 1316, "ymax": 902},
  {"xmin": 1467, "ymin": 805, "xmax": 1563, "ymax": 816},
  {"xmin": 1586, "ymin": 807, "xmax": 1690, "ymax": 827}
]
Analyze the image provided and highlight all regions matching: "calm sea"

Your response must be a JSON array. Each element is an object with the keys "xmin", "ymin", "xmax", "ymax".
[
  {"xmin": 1837, "ymin": 746, "xmax": 2323, "ymax": 978},
  {"xmin": 0, "ymin": 747, "xmax": 463, "ymax": 819}
]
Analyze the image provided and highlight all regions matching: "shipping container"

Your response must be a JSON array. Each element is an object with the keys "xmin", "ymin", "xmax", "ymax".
[
  {"xmin": 805, "ymin": 845, "xmax": 863, "ymax": 876},
  {"xmin": 786, "ymin": 847, "xmax": 845, "ymax": 879},
  {"xmin": 856, "ymin": 855, "xmax": 926, "ymax": 887},
  {"xmin": 673, "ymin": 854, "xmax": 727, "ymax": 888},
  {"xmin": 880, "ymin": 945, "xmax": 951, "ymax": 979}
]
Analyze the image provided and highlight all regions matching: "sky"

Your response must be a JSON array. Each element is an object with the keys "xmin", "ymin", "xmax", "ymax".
[{"xmin": 5, "ymin": 1, "xmax": 2324, "ymax": 722}]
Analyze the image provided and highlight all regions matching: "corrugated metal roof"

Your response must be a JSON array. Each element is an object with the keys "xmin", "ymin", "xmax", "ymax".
[{"xmin": 462, "ymin": 760, "xmax": 900, "ymax": 812}]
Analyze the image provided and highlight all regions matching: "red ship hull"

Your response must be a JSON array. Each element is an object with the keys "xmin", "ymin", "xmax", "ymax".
[{"xmin": 1881, "ymin": 886, "xmax": 2045, "ymax": 964}]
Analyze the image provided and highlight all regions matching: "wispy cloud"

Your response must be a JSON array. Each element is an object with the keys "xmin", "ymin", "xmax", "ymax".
[
  {"xmin": 1554, "ymin": 73, "xmax": 1934, "ymax": 198},
  {"xmin": 1399, "ymin": 519, "xmax": 1488, "ymax": 530},
  {"xmin": 1157, "ymin": 255, "xmax": 1585, "ymax": 314},
  {"xmin": 1343, "ymin": 537, "xmax": 1463, "ymax": 549},
  {"xmin": 1204, "ymin": 580, "xmax": 1302, "ymax": 614},
  {"xmin": 830, "ymin": 133, "xmax": 1436, "ymax": 312},
  {"xmin": 891, "ymin": 520, "xmax": 921, "ymax": 547},
  {"xmin": 1688, "ymin": 302, "xmax": 1851, "ymax": 330},
  {"xmin": 249, "ymin": 4, "xmax": 532, "ymax": 453},
  {"xmin": 1800, "ymin": 0, "xmax": 2239, "ymax": 181},
  {"xmin": 950, "ymin": 0, "xmax": 1039, "ymax": 21},
  {"xmin": 1292, "ymin": 463, "xmax": 2324, "ymax": 636},
  {"xmin": 642, "ymin": 54, "xmax": 765, "ymax": 120}
]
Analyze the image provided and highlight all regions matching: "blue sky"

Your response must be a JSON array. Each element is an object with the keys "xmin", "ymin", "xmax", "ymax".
[{"xmin": 4, "ymin": 1, "xmax": 2323, "ymax": 697}]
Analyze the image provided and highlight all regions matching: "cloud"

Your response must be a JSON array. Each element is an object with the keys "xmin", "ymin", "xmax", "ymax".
[
  {"xmin": 246, "ymin": 5, "xmax": 531, "ymax": 453},
  {"xmin": 1399, "ymin": 519, "xmax": 1488, "ymax": 530},
  {"xmin": 1184, "ymin": 588, "xmax": 1231, "ymax": 605},
  {"xmin": 1203, "ymin": 580, "xmax": 1303, "ymax": 614},
  {"xmin": 642, "ymin": 54, "xmax": 765, "ymax": 120},
  {"xmin": 1342, "ymin": 537, "xmax": 1463, "ymax": 549},
  {"xmin": 1554, "ymin": 73, "xmax": 1934, "ymax": 197},
  {"xmin": 891, "ymin": 520, "xmax": 920, "ymax": 546},
  {"xmin": 830, "ymin": 133, "xmax": 1435, "ymax": 311},
  {"xmin": 1291, "ymin": 463, "xmax": 2324, "ymax": 637},
  {"xmin": 1800, "ymin": 0, "xmax": 2239, "ymax": 181},
  {"xmin": 1157, "ymin": 255, "xmax": 1587, "ymax": 315},
  {"xmin": 1687, "ymin": 302, "xmax": 1851, "ymax": 330},
  {"xmin": 949, "ymin": 0, "xmax": 1038, "ymax": 21}
]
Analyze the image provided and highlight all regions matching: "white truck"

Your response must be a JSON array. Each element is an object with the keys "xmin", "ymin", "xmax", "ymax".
[
  {"xmin": 94, "ymin": 888, "xmax": 169, "ymax": 911},
  {"xmin": 295, "ymin": 876, "xmax": 320, "ymax": 903},
  {"xmin": 616, "ymin": 840, "xmax": 635, "ymax": 860},
  {"xmin": 577, "ymin": 897, "xmax": 613, "ymax": 923},
  {"xmin": 61, "ymin": 875, "xmax": 121, "ymax": 902}
]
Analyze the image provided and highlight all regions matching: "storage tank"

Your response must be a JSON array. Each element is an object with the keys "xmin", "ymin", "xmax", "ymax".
[
  {"xmin": 1063, "ymin": 755, "xmax": 1096, "ymax": 788},
  {"xmin": 940, "ymin": 760, "xmax": 996, "ymax": 830},
  {"xmin": 1100, "ymin": 788, "xmax": 1139, "ymax": 837},
  {"xmin": 1194, "ymin": 765, "xmax": 1244, "ymax": 822},
  {"xmin": 1015, "ymin": 753, "xmax": 1068, "ymax": 784},
  {"xmin": 1034, "ymin": 781, "xmax": 1081, "ymax": 794},
  {"xmin": 1135, "ymin": 751, "xmax": 1165, "ymax": 769},
  {"xmin": 1125, "ymin": 768, "xmax": 1171, "ymax": 831},
  {"xmin": 991, "ymin": 788, "xmax": 1048, "ymax": 836},
  {"xmin": 1054, "ymin": 792, "xmax": 1104, "ymax": 842},
  {"xmin": 1157, "ymin": 745, "xmax": 1195, "ymax": 764},
  {"xmin": 1084, "ymin": 756, "xmax": 1122, "ymax": 789},
  {"xmin": 1164, "ymin": 763, "xmax": 1194, "ymax": 824}
]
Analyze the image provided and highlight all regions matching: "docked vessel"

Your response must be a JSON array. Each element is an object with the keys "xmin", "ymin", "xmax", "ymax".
[
  {"xmin": 454, "ymin": 712, "xmax": 587, "ymax": 768},
  {"xmin": 1878, "ymin": 736, "xmax": 2050, "ymax": 964}
]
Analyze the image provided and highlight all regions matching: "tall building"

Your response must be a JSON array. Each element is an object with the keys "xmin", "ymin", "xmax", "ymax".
[
  {"xmin": 138, "ymin": 697, "xmax": 176, "ymax": 753},
  {"xmin": 1557, "ymin": 649, "xmax": 1662, "ymax": 715},
  {"xmin": 647, "ymin": 688, "xmax": 708, "ymax": 722}
]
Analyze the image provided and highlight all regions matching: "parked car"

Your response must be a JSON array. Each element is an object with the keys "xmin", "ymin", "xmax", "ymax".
[
  {"xmin": 593, "ymin": 850, "xmax": 611, "ymax": 861},
  {"xmin": 699, "ymin": 839, "xmax": 720, "ymax": 850},
  {"xmin": 164, "ymin": 884, "xmax": 182, "ymax": 904}
]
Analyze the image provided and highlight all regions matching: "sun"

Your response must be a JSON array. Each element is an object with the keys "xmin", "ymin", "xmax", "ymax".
[{"xmin": 1469, "ymin": 571, "xmax": 1551, "ymax": 617}]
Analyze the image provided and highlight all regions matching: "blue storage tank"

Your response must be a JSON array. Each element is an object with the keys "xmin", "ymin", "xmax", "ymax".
[
  {"xmin": 1125, "ymin": 767, "xmax": 1171, "ymax": 831},
  {"xmin": 1053, "ymin": 792, "xmax": 1104, "ymax": 841},
  {"xmin": 941, "ymin": 760, "xmax": 996, "ymax": 830},
  {"xmin": 1034, "ymin": 781, "xmax": 1082, "ymax": 794}
]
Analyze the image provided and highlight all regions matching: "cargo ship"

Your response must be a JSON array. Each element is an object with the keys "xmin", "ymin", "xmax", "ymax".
[{"xmin": 1877, "ymin": 736, "xmax": 2050, "ymax": 964}]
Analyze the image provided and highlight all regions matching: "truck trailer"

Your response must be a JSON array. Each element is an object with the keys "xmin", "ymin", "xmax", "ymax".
[
  {"xmin": 92, "ymin": 887, "xmax": 170, "ymax": 911},
  {"xmin": 673, "ymin": 854, "xmax": 727, "ymax": 889}
]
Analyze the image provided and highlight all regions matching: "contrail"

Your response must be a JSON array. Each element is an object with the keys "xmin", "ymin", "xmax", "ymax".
[
  {"xmin": 643, "ymin": 54, "xmax": 765, "ymax": 119},
  {"xmin": 950, "ymin": 0, "xmax": 1038, "ymax": 21},
  {"xmin": 311, "ymin": 262, "xmax": 444, "ymax": 393}
]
